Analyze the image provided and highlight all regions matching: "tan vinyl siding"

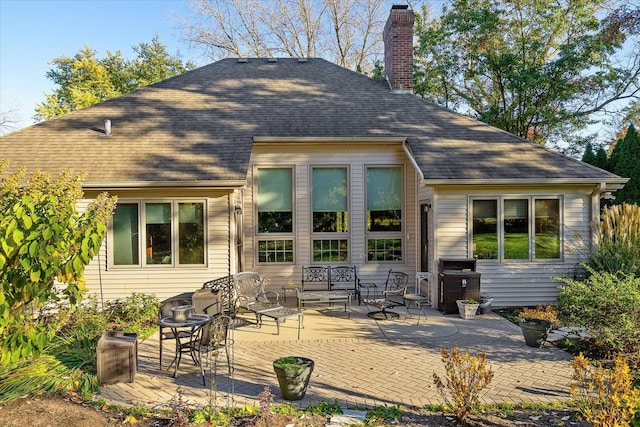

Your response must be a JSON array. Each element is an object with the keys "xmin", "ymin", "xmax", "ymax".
[
  {"xmin": 432, "ymin": 186, "xmax": 593, "ymax": 307},
  {"xmin": 248, "ymin": 143, "xmax": 418, "ymax": 291},
  {"xmin": 82, "ymin": 190, "xmax": 234, "ymax": 302}
]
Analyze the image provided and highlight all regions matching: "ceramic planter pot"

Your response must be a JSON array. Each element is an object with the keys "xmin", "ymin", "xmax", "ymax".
[
  {"xmin": 273, "ymin": 356, "xmax": 314, "ymax": 400},
  {"xmin": 456, "ymin": 300, "xmax": 480, "ymax": 319},
  {"xmin": 519, "ymin": 318, "xmax": 552, "ymax": 347}
]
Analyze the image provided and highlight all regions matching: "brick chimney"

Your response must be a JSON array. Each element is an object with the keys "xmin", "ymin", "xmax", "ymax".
[{"xmin": 383, "ymin": 4, "xmax": 415, "ymax": 93}]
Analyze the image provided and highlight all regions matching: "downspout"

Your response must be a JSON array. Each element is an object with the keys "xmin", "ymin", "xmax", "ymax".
[
  {"xmin": 402, "ymin": 140, "xmax": 425, "ymax": 182},
  {"xmin": 589, "ymin": 182, "xmax": 607, "ymax": 254},
  {"xmin": 403, "ymin": 140, "xmax": 424, "ymax": 293}
]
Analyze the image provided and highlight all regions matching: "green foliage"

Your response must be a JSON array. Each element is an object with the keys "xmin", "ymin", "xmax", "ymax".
[
  {"xmin": 589, "ymin": 203, "xmax": 640, "ymax": 277},
  {"xmin": 433, "ymin": 346, "xmax": 494, "ymax": 422},
  {"xmin": 0, "ymin": 161, "xmax": 116, "ymax": 369},
  {"xmin": 557, "ymin": 268, "xmax": 640, "ymax": 359},
  {"xmin": 304, "ymin": 399, "xmax": 343, "ymax": 416},
  {"xmin": 613, "ymin": 125, "xmax": 640, "ymax": 206},
  {"xmin": 365, "ymin": 405, "xmax": 402, "ymax": 425},
  {"xmin": 414, "ymin": 0, "xmax": 640, "ymax": 146},
  {"xmin": 35, "ymin": 36, "xmax": 195, "ymax": 121},
  {"xmin": 0, "ymin": 354, "xmax": 97, "ymax": 402},
  {"xmin": 103, "ymin": 292, "xmax": 160, "ymax": 337},
  {"xmin": 273, "ymin": 356, "xmax": 313, "ymax": 370}
]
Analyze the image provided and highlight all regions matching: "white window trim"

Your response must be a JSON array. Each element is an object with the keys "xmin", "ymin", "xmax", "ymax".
[
  {"xmin": 365, "ymin": 164, "xmax": 405, "ymax": 264},
  {"xmin": 107, "ymin": 198, "xmax": 208, "ymax": 269},
  {"xmin": 254, "ymin": 166, "xmax": 296, "ymax": 264},
  {"xmin": 310, "ymin": 165, "xmax": 351, "ymax": 264},
  {"xmin": 469, "ymin": 195, "xmax": 564, "ymax": 263}
]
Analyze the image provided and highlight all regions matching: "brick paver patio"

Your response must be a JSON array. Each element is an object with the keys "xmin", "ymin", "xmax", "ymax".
[{"xmin": 99, "ymin": 306, "xmax": 574, "ymax": 411}]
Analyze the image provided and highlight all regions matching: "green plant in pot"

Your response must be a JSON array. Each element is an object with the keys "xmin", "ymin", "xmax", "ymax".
[
  {"xmin": 517, "ymin": 306, "xmax": 557, "ymax": 347},
  {"xmin": 273, "ymin": 356, "xmax": 314, "ymax": 401}
]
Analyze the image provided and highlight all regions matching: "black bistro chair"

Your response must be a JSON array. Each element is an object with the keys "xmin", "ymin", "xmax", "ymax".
[{"xmin": 362, "ymin": 270, "xmax": 409, "ymax": 320}]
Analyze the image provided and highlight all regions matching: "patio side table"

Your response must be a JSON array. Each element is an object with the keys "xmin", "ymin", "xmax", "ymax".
[
  {"xmin": 403, "ymin": 293, "xmax": 430, "ymax": 325},
  {"xmin": 158, "ymin": 313, "xmax": 211, "ymax": 385},
  {"xmin": 255, "ymin": 306, "xmax": 304, "ymax": 339}
]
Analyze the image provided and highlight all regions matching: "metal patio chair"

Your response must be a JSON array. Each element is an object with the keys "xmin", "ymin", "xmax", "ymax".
[{"xmin": 362, "ymin": 270, "xmax": 409, "ymax": 320}]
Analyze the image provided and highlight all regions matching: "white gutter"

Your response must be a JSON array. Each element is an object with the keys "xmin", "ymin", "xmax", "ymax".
[
  {"xmin": 253, "ymin": 136, "xmax": 406, "ymax": 145},
  {"xmin": 402, "ymin": 140, "xmax": 425, "ymax": 181},
  {"xmin": 83, "ymin": 180, "xmax": 247, "ymax": 190},
  {"xmin": 421, "ymin": 178, "xmax": 629, "ymax": 186}
]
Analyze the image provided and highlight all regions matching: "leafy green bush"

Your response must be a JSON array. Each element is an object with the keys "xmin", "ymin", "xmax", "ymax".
[
  {"xmin": 0, "ymin": 292, "xmax": 160, "ymax": 402},
  {"xmin": 589, "ymin": 203, "xmax": 640, "ymax": 277},
  {"xmin": 0, "ymin": 162, "xmax": 116, "ymax": 369},
  {"xmin": 558, "ymin": 268, "xmax": 640, "ymax": 362}
]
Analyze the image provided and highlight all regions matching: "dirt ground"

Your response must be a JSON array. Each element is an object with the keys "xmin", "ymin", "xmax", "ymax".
[{"xmin": 0, "ymin": 395, "xmax": 591, "ymax": 426}]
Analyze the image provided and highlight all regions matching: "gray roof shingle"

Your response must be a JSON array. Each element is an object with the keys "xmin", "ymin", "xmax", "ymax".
[{"xmin": 0, "ymin": 58, "xmax": 623, "ymax": 186}]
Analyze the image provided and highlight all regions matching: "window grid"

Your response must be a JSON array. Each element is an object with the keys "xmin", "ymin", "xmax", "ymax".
[
  {"xmin": 312, "ymin": 239, "xmax": 349, "ymax": 262},
  {"xmin": 258, "ymin": 239, "xmax": 294, "ymax": 263}
]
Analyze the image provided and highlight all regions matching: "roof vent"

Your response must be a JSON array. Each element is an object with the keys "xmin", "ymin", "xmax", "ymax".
[
  {"xmin": 103, "ymin": 119, "xmax": 111, "ymax": 137},
  {"xmin": 298, "ymin": 58, "xmax": 308, "ymax": 63},
  {"xmin": 238, "ymin": 58, "xmax": 248, "ymax": 63},
  {"xmin": 267, "ymin": 58, "xmax": 277, "ymax": 63}
]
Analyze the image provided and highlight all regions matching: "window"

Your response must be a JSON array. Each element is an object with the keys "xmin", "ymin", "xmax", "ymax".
[
  {"xmin": 471, "ymin": 197, "xmax": 561, "ymax": 261},
  {"xmin": 111, "ymin": 200, "xmax": 206, "ymax": 267},
  {"xmin": 504, "ymin": 199, "xmax": 529, "ymax": 260},
  {"xmin": 366, "ymin": 166, "xmax": 402, "ymax": 262},
  {"xmin": 535, "ymin": 199, "xmax": 560, "ymax": 259},
  {"xmin": 313, "ymin": 239, "xmax": 348, "ymax": 262},
  {"xmin": 257, "ymin": 168, "xmax": 294, "ymax": 263},
  {"xmin": 472, "ymin": 200, "xmax": 497, "ymax": 259},
  {"xmin": 312, "ymin": 167, "xmax": 349, "ymax": 262}
]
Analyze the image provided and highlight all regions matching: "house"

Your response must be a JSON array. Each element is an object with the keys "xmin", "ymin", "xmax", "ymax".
[{"xmin": 0, "ymin": 6, "xmax": 626, "ymax": 307}]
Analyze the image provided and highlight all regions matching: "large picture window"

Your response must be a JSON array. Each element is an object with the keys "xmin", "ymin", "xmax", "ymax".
[
  {"xmin": 471, "ymin": 197, "xmax": 561, "ymax": 261},
  {"xmin": 366, "ymin": 166, "xmax": 403, "ymax": 262},
  {"xmin": 257, "ymin": 168, "xmax": 294, "ymax": 263},
  {"xmin": 111, "ymin": 200, "xmax": 206, "ymax": 267}
]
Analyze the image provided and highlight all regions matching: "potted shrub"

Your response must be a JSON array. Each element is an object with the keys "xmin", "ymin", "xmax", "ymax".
[
  {"xmin": 456, "ymin": 299, "xmax": 480, "ymax": 319},
  {"xmin": 272, "ymin": 356, "xmax": 314, "ymax": 400},
  {"xmin": 517, "ymin": 305, "xmax": 558, "ymax": 347}
]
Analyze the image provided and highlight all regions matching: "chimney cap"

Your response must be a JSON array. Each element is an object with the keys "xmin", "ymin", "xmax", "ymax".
[{"xmin": 391, "ymin": 4, "xmax": 409, "ymax": 9}]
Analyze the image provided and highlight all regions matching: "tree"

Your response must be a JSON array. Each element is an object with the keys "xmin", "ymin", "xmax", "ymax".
[
  {"xmin": 612, "ymin": 124, "xmax": 640, "ymax": 205},
  {"xmin": 180, "ymin": 0, "xmax": 387, "ymax": 73},
  {"xmin": 581, "ymin": 142, "xmax": 611, "ymax": 170},
  {"xmin": 35, "ymin": 36, "xmax": 195, "ymax": 121},
  {"xmin": 0, "ymin": 161, "xmax": 116, "ymax": 368},
  {"xmin": 414, "ymin": 0, "xmax": 640, "ymax": 147},
  {"xmin": 0, "ymin": 103, "xmax": 18, "ymax": 136}
]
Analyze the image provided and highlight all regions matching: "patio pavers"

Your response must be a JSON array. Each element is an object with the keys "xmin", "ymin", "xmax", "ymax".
[{"xmin": 99, "ymin": 306, "xmax": 574, "ymax": 411}]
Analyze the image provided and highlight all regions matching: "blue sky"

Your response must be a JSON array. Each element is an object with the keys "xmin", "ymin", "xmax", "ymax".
[{"xmin": 0, "ymin": 0, "xmax": 202, "ymax": 132}]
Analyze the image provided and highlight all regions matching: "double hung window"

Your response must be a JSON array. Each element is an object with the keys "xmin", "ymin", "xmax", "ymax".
[
  {"xmin": 311, "ymin": 167, "xmax": 349, "ymax": 262},
  {"xmin": 366, "ymin": 166, "xmax": 403, "ymax": 262},
  {"xmin": 111, "ymin": 200, "xmax": 206, "ymax": 267},
  {"xmin": 256, "ymin": 168, "xmax": 294, "ymax": 263}
]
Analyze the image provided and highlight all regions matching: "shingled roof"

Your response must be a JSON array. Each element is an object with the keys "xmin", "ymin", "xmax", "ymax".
[{"xmin": 0, "ymin": 57, "xmax": 625, "ymax": 188}]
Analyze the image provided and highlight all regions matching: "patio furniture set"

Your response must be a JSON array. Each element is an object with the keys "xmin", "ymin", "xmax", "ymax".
[{"xmin": 153, "ymin": 267, "xmax": 431, "ymax": 384}]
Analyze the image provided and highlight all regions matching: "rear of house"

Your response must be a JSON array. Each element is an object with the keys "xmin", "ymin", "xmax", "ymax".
[{"xmin": 0, "ymin": 5, "xmax": 626, "ymax": 308}]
